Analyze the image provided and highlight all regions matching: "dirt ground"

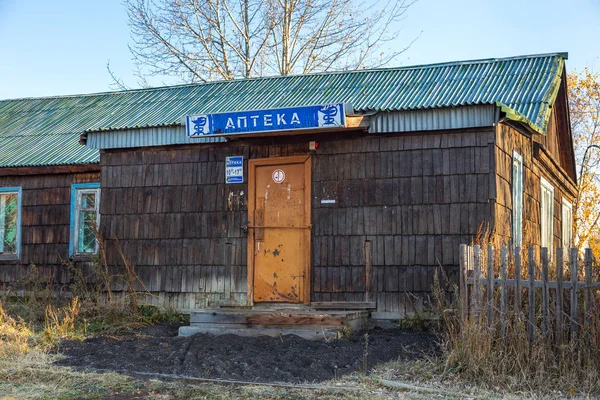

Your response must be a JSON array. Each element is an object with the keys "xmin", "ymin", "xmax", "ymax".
[{"xmin": 55, "ymin": 324, "xmax": 438, "ymax": 384}]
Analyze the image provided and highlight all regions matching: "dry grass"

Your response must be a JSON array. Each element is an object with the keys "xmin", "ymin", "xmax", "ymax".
[
  {"xmin": 1, "ymin": 231, "xmax": 186, "ymax": 338},
  {"xmin": 0, "ymin": 356, "xmax": 509, "ymax": 400},
  {"xmin": 0, "ymin": 303, "xmax": 35, "ymax": 362},
  {"xmin": 42, "ymin": 296, "xmax": 82, "ymax": 346},
  {"xmin": 0, "ymin": 289, "xmax": 478, "ymax": 399},
  {"xmin": 0, "ymin": 234, "xmax": 189, "ymax": 398},
  {"xmin": 435, "ymin": 225, "xmax": 600, "ymax": 396},
  {"xmin": 0, "ymin": 353, "xmax": 423, "ymax": 400},
  {"xmin": 7, "ymin": 225, "xmax": 600, "ymax": 397},
  {"xmin": 432, "ymin": 264, "xmax": 600, "ymax": 397},
  {"xmin": 0, "ymin": 359, "xmax": 158, "ymax": 399}
]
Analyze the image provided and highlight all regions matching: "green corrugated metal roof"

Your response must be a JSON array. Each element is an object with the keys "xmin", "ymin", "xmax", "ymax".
[{"xmin": 0, "ymin": 52, "xmax": 567, "ymax": 168}]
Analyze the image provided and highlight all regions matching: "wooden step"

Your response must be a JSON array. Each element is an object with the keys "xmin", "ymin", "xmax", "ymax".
[
  {"xmin": 181, "ymin": 308, "xmax": 368, "ymax": 340},
  {"xmin": 189, "ymin": 309, "xmax": 367, "ymax": 326},
  {"xmin": 310, "ymin": 301, "xmax": 377, "ymax": 310}
]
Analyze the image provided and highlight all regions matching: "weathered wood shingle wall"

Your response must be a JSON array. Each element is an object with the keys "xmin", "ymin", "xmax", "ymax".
[
  {"xmin": 100, "ymin": 143, "xmax": 311, "ymax": 309},
  {"xmin": 494, "ymin": 121, "xmax": 577, "ymax": 254},
  {"xmin": 311, "ymin": 130, "xmax": 496, "ymax": 314},
  {"xmin": 0, "ymin": 171, "xmax": 100, "ymax": 287},
  {"xmin": 493, "ymin": 76, "xmax": 578, "ymax": 256},
  {"xmin": 100, "ymin": 128, "xmax": 496, "ymax": 314}
]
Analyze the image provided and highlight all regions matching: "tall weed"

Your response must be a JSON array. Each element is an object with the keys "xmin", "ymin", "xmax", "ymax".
[
  {"xmin": 0, "ymin": 302, "xmax": 34, "ymax": 361},
  {"xmin": 43, "ymin": 296, "xmax": 82, "ymax": 346},
  {"xmin": 433, "ymin": 255, "xmax": 600, "ymax": 395}
]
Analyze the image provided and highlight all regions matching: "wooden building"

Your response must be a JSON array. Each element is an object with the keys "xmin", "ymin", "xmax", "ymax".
[
  {"xmin": 0, "ymin": 53, "xmax": 577, "ymax": 322},
  {"xmin": 0, "ymin": 96, "xmax": 100, "ymax": 289}
]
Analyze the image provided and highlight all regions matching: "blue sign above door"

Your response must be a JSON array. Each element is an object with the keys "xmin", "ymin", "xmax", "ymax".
[{"xmin": 185, "ymin": 103, "xmax": 347, "ymax": 138}]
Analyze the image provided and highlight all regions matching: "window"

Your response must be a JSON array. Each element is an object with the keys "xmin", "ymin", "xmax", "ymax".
[
  {"xmin": 0, "ymin": 187, "xmax": 21, "ymax": 259},
  {"xmin": 540, "ymin": 177, "xmax": 554, "ymax": 258},
  {"xmin": 70, "ymin": 183, "xmax": 100, "ymax": 256},
  {"xmin": 562, "ymin": 199, "xmax": 573, "ymax": 251},
  {"xmin": 512, "ymin": 152, "xmax": 524, "ymax": 248}
]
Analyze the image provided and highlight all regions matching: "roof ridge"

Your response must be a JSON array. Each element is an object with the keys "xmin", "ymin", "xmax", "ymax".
[{"xmin": 0, "ymin": 52, "xmax": 568, "ymax": 102}]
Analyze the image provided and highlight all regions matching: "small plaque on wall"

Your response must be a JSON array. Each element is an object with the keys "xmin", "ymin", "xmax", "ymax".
[{"xmin": 225, "ymin": 156, "xmax": 244, "ymax": 184}]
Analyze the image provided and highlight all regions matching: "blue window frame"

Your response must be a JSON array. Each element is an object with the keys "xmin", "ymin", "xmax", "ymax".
[
  {"xmin": 0, "ymin": 187, "xmax": 22, "ymax": 259},
  {"xmin": 70, "ymin": 183, "xmax": 100, "ymax": 257}
]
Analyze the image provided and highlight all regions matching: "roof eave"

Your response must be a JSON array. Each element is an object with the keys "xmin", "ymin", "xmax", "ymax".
[{"xmin": 497, "ymin": 56, "xmax": 565, "ymax": 136}]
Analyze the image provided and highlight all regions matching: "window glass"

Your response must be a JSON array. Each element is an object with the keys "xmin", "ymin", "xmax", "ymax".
[
  {"xmin": 72, "ymin": 185, "xmax": 100, "ymax": 255},
  {"xmin": 512, "ymin": 152, "xmax": 523, "ymax": 247},
  {"xmin": 0, "ymin": 192, "xmax": 19, "ymax": 255},
  {"xmin": 540, "ymin": 177, "xmax": 554, "ymax": 258},
  {"xmin": 562, "ymin": 199, "xmax": 573, "ymax": 252}
]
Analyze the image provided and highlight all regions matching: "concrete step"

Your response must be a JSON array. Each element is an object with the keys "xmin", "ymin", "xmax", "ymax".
[{"xmin": 179, "ymin": 325, "xmax": 343, "ymax": 340}]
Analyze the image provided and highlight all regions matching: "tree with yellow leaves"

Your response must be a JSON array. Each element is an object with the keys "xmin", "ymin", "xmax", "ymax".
[{"xmin": 568, "ymin": 69, "xmax": 600, "ymax": 255}]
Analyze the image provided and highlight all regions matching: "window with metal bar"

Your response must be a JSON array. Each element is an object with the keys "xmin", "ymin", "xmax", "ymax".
[
  {"xmin": 0, "ymin": 187, "xmax": 21, "ymax": 259},
  {"xmin": 562, "ymin": 198, "xmax": 573, "ymax": 255},
  {"xmin": 512, "ymin": 152, "xmax": 523, "ymax": 248},
  {"xmin": 540, "ymin": 177, "xmax": 554, "ymax": 259},
  {"xmin": 70, "ymin": 183, "xmax": 100, "ymax": 256}
]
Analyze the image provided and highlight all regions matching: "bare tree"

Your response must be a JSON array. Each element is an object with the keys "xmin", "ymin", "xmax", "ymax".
[{"xmin": 123, "ymin": 0, "xmax": 417, "ymax": 83}]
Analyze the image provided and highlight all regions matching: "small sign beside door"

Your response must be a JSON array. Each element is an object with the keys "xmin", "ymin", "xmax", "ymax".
[{"xmin": 225, "ymin": 156, "xmax": 244, "ymax": 184}]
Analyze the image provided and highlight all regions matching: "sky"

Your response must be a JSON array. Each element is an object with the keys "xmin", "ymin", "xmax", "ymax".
[{"xmin": 0, "ymin": 0, "xmax": 599, "ymax": 99}]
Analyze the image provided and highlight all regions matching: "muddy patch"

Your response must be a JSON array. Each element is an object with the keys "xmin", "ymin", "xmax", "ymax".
[{"xmin": 56, "ymin": 324, "xmax": 438, "ymax": 384}]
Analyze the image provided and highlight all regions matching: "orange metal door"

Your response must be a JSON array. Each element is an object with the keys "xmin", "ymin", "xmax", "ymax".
[{"xmin": 249, "ymin": 157, "xmax": 310, "ymax": 303}]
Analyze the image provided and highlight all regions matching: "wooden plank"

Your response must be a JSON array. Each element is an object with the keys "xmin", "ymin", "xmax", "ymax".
[
  {"xmin": 385, "ymin": 265, "xmax": 399, "ymax": 292},
  {"xmin": 350, "ymin": 266, "xmax": 362, "ymax": 292},
  {"xmin": 190, "ymin": 312, "xmax": 352, "ymax": 326},
  {"xmin": 339, "ymin": 264, "xmax": 349, "ymax": 294},
  {"xmin": 331, "ymin": 266, "xmax": 340, "ymax": 292},
  {"xmin": 459, "ymin": 244, "xmax": 468, "ymax": 323},
  {"xmin": 467, "ymin": 277, "xmax": 600, "ymax": 290},
  {"xmin": 515, "ymin": 248, "xmax": 522, "ymax": 321},
  {"xmin": 387, "ymin": 292, "xmax": 399, "ymax": 312},
  {"xmin": 570, "ymin": 248, "xmax": 578, "ymax": 341},
  {"xmin": 528, "ymin": 247, "xmax": 536, "ymax": 345},
  {"xmin": 405, "ymin": 264, "xmax": 415, "ymax": 292},
  {"xmin": 556, "ymin": 247, "xmax": 564, "ymax": 348},
  {"xmin": 364, "ymin": 240, "xmax": 372, "ymax": 302},
  {"xmin": 187, "ymin": 322, "xmax": 363, "ymax": 332},
  {"xmin": 473, "ymin": 245, "xmax": 481, "ymax": 321},
  {"xmin": 541, "ymin": 247, "xmax": 549, "ymax": 337},
  {"xmin": 487, "ymin": 246, "xmax": 494, "ymax": 326},
  {"xmin": 243, "ymin": 313, "xmax": 358, "ymax": 326},
  {"xmin": 585, "ymin": 248, "xmax": 593, "ymax": 325},
  {"xmin": 311, "ymin": 301, "xmax": 376, "ymax": 310},
  {"xmin": 224, "ymin": 243, "xmax": 233, "ymax": 301},
  {"xmin": 500, "ymin": 247, "xmax": 507, "ymax": 339}
]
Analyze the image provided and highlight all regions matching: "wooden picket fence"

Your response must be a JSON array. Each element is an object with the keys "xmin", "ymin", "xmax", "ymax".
[{"xmin": 459, "ymin": 244, "xmax": 599, "ymax": 343}]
